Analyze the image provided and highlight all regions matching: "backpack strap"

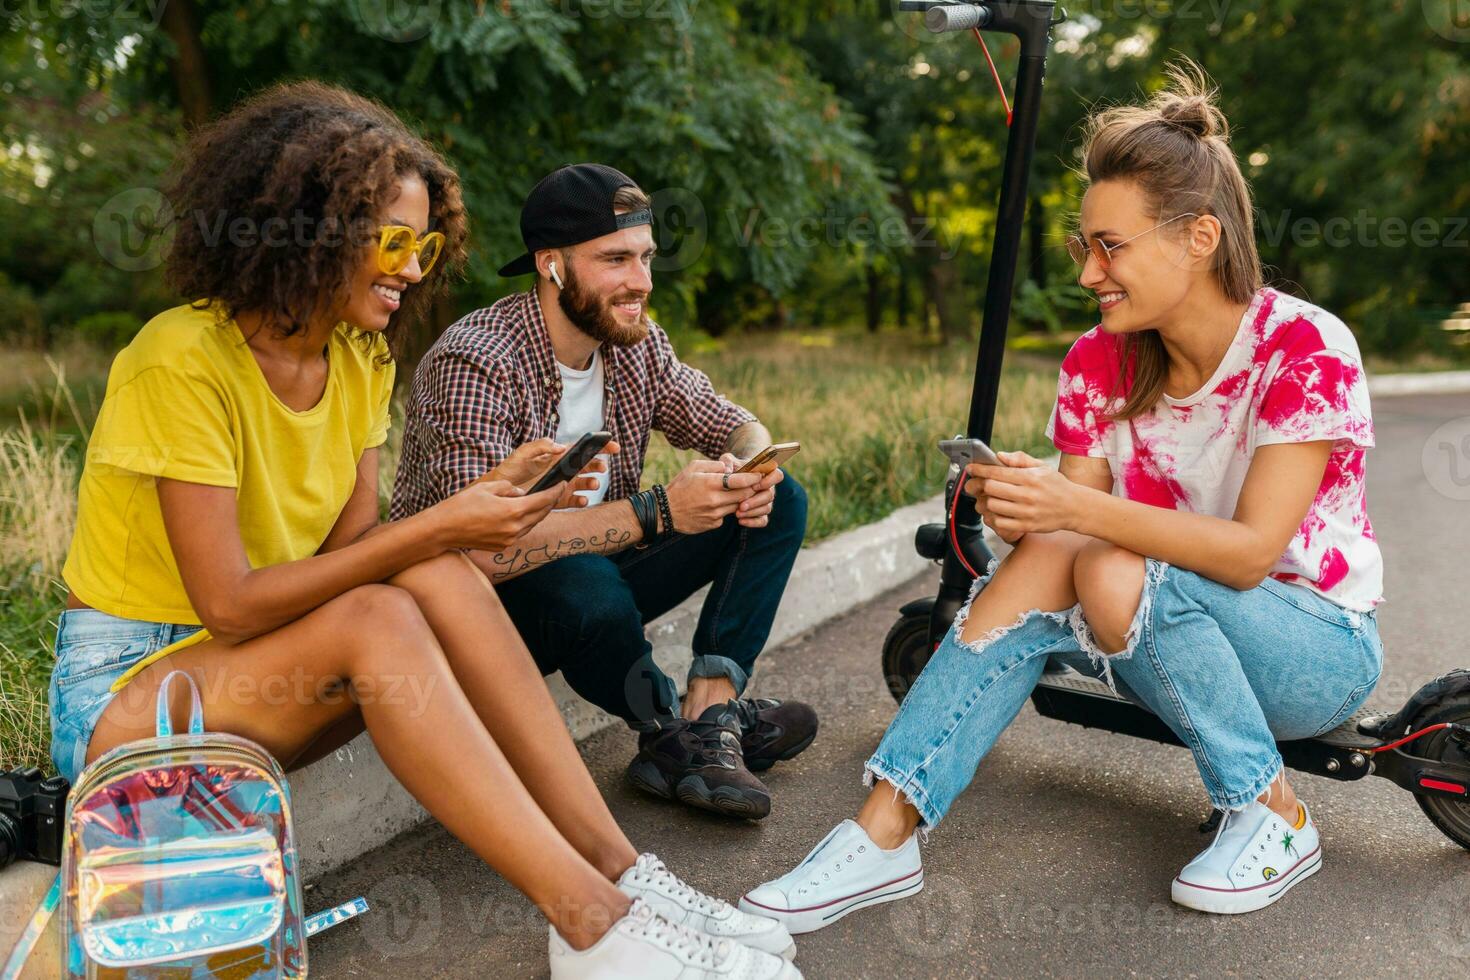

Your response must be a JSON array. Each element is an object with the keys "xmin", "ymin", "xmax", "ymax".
[
  {"xmin": 155, "ymin": 670, "xmax": 206, "ymax": 737},
  {"xmin": 1, "ymin": 874, "xmax": 59, "ymax": 980}
]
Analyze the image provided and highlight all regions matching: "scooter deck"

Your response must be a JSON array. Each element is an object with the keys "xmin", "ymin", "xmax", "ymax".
[{"xmin": 1031, "ymin": 669, "xmax": 1384, "ymax": 779}]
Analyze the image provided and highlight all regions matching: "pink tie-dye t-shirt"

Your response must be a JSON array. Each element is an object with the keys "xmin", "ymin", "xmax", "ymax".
[{"xmin": 1044, "ymin": 287, "xmax": 1382, "ymax": 611}]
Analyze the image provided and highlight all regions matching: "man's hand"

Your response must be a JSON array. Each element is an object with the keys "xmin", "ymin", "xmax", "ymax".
[
  {"xmin": 718, "ymin": 452, "xmax": 783, "ymax": 528},
  {"xmin": 664, "ymin": 458, "xmax": 761, "ymax": 534},
  {"xmin": 482, "ymin": 437, "xmax": 621, "ymax": 510}
]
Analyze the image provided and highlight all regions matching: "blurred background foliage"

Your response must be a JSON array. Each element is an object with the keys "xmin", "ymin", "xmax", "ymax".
[{"xmin": 1, "ymin": 0, "xmax": 1465, "ymax": 358}]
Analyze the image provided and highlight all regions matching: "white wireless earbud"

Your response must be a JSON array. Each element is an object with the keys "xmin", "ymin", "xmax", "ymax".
[{"xmin": 549, "ymin": 262, "xmax": 564, "ymax": 289}]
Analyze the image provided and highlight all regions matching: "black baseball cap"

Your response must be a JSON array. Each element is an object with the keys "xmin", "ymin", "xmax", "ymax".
[{"xmin": 497, "ymin": 163, "xmax": 653, "ymax": 277}]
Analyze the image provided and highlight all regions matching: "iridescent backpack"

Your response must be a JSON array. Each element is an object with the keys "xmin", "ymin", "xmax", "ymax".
[{"xmin": 4, "ymin": 670, "xmax": 364, "ymax": 978}]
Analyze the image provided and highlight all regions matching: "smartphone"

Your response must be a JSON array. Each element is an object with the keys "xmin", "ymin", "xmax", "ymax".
[
  {"xmin": 737, "ymin": 442, "xmax": 801, "ymax": 475},
  {"xmin": 938, "ymin": 436, "xmax": 1002, "ymax": 470},
  {"xmin": 525, "ymin": 431, "xmax": 613, "ymax": 494}
]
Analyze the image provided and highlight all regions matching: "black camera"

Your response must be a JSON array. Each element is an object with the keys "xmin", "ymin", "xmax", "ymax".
[{"xmin": 0, "ymin": 768, "xmax": 69, "ymax": 868}]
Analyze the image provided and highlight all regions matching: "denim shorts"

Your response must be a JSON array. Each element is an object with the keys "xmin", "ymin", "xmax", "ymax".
[{"xmin": 49, "ymin": 608, "xmax": 203, "ymax": 783}]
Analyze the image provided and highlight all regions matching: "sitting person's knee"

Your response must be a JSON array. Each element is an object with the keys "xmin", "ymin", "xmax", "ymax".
[
  {"xmin": 390, "ymin": 550, "xmax": 482, "ymax": 591},
  {"xmin": 332, "ymin": 585, "xmax": 442, "ymax": 665},
  {"xmin": 765, "ymin": 473, "xmax": 808, "ymax": 536},
  {"xmin": 1073, "ymin": 541, "xmax": 1147, "ymax": 643},
  {"xmin": 1011, "ymin": 529, "xmax": 1087, "ymax": 566}
]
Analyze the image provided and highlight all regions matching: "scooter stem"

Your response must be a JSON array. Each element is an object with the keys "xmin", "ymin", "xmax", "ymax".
[{"xmin": 922, "ymin": 1, "xmax": 1060, "ymax": 642}]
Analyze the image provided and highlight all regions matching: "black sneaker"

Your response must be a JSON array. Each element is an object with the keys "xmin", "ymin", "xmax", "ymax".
[
  {"xmin": 625, "ymin": 704, "xmax": 772, "ymax": 820},
  {"xmin": 730, "ymin": 697, "xmax": 819, "ymax": 772}
]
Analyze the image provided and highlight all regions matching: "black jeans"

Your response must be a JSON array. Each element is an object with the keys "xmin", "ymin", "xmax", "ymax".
[{"xmin": 496, "ymin": 475, "xmax": 808, "ymax": 732}]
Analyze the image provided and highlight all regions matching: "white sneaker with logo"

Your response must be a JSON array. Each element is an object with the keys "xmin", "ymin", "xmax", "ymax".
[
  {"xmin": 548, "ymin": 897, "xmax": 802, "ymax": 979},
  {"xmin": 1172, "ymin": 801, "xmax": 1322, "ymax": 914},
  {"xmin": 618, "ymin": 853, "xmax": 796, "ymax": 961},
  {"xmin": 738, "ymin": 819, "xmax": 923, "ymax": 934}
]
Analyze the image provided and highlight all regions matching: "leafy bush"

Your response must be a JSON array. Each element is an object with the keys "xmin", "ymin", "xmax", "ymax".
[{"xmin": 73, "ymin": 311, "xmax": 145, "ymax": 350}]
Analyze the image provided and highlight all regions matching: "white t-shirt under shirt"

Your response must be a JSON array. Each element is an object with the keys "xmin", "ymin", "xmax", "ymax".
[
  {"xmin": 555, "ymin": 348, "xmax": 610, "ymax": 508},
  {"xmin": 1044, "ymin": 286, "xmax": 1382, "ymax": 612}
]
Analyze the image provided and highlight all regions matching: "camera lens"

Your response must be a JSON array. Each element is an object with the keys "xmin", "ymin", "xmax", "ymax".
[{"xmin": 0, "ymin": 813, "xmax": 18, "ymax": 870}]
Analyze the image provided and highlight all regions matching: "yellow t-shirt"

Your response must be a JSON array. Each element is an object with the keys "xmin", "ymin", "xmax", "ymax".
[{"xmin": 63, "ymin": 303, "xmax": 395, "ymax": 627}]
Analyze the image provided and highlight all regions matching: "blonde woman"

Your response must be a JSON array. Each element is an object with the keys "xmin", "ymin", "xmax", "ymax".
[{"xmin": 743, "ymin": 61, "xmax": 1381, "ymax": 929}]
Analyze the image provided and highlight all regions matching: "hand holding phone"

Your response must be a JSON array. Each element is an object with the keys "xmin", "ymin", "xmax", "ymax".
[
  {"xmin": 736, "ymin": 442, "xmax": 801, "ymax": 475},
  {"xmin": 526, "ymin": 431, "xmax": 613, "ymax": 494},
  {"xmin": 938, "ymin": 437, "xmax": 1002, "ymax": 470}
]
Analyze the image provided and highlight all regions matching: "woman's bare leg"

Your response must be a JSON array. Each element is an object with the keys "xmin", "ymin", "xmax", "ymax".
[
  {"xmin": 87, "ymin": 583, "xmax": 629, "ymax": 949},
  {"xmin": 857, "ymin": 531, "xmax": 1092, "ymax": 848},
  {"xmin": 287, "ymin": 710, "xmax": 367, "ymax": 770},
  {"xmin": 388, "ymin": 552, "xmax": 639, "ymax": 881}
]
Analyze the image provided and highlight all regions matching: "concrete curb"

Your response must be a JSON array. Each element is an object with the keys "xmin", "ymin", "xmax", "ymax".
[
  {"xmin": 0, "ymin": 488, "xmax": 957, "ymax": 970},
  {"xmin": 1368, "ymin": 370, "xmax": 1470, "ymax": 397}
]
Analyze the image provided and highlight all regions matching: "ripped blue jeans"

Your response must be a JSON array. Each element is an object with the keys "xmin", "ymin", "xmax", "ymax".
[{"xmin": 866, "ymin": 557, "xmax": 1383, "ymax": 829}]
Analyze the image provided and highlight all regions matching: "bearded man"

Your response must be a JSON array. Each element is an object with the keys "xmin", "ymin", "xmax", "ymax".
[{"xmin": 392, "ymin": 164, "xmax": 816, "ymax": 821}]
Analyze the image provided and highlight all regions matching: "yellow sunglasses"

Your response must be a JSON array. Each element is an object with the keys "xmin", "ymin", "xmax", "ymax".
[{"xmin": 377, "ymin": 225, "xmax": 446, "ymax": 277}]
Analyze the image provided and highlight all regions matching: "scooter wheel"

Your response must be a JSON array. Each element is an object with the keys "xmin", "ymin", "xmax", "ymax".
[
  {"xmin": 1409, "ymin": 691, "xmax": 1470, "ymax": 851},
  {"xmin": 882, "ymin": 613, "xmax": 935, "ymax": 705}
]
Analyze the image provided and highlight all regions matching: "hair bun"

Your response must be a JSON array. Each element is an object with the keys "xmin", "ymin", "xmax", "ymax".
[{"xmin": 1151, "ymin": 61, "xmax": 1229, "ymax": 141}]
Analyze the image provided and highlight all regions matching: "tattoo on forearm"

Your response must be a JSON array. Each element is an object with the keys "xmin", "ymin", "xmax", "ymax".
[
  {"xmin": 486, "ymin": 527, "xmax": 635, "ymax": 582},
  {"xmin": 727, "ymin": 423, "xmax": 767, "ymax": 461}
]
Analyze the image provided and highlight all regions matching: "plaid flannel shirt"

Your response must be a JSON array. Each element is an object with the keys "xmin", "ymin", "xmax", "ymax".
[{"xmin": 390, "ymin": 289, "xmax": 757, "ymax": 520}]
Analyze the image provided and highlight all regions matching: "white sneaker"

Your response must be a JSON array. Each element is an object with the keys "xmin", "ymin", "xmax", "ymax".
[
  {"xmin": 1172, "ymin": 801, "xmax": 1322, "ymax": 914},
  {"xmin": 618, "ymin": 853, "xmax": 796, "ymax": 961},
  {"xmin": 548, "ymin": 897, "xmax": 802, "ymax": 979},
  {"xmin": 738, "ymin": 819, "xmax": 923, "ymax": 934}
]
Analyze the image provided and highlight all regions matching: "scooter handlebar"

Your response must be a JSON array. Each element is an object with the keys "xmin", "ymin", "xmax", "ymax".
[{"xmin": 924, "ymin": 2, "xmax": 994, "ymax": 33}]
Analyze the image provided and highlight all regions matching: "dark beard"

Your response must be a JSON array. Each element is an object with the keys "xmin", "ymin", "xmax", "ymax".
[{"xmin": 557, "ymin": 263, "xmax": 650, "ymax": 348}]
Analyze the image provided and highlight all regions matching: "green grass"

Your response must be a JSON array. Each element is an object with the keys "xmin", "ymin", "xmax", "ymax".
[
  {"xmin": 639, "ymin": 328, "xmax": 1057, "ymax": 542},
  {"xmin": 0, "ymin": 330, "xmax": 1057, "ymax": 772}
]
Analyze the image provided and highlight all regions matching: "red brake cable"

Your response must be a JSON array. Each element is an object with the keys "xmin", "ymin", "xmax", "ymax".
[
  {"xmin": 948, "ymin": 475, "xmax": 982, "ymax": 579},
  {"xmin": 1369, "ymin": 722, "xmax": 1465, "ymax": 754},
  {"xmin": 972, "ymin": 27, "xmax": 1012, "ymax": 127}
]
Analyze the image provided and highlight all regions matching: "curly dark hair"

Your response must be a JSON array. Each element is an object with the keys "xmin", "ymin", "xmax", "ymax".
[{"xmin": 164, "ymin": 80, "xmax": 468, "ymax": 361}]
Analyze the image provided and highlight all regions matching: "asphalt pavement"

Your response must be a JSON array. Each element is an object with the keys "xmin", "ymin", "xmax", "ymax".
[{"xmin": 311, "ymin": 392, "xmax": 1470, "ymax": 979}]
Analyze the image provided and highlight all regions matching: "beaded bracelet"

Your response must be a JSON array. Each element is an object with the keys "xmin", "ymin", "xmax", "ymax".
[{"xmin": 652, "ymin": 483, "xmax": 675, "ymax": 538}]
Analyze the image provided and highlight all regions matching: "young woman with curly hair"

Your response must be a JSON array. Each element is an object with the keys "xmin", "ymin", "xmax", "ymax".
[
  {"xmin": 743, "ymin": 60, "xmax": 1382, "ymax": 930},
  {"xmin": 51, "ymin": 81, "xmax": 800, "ymax": 979}
]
